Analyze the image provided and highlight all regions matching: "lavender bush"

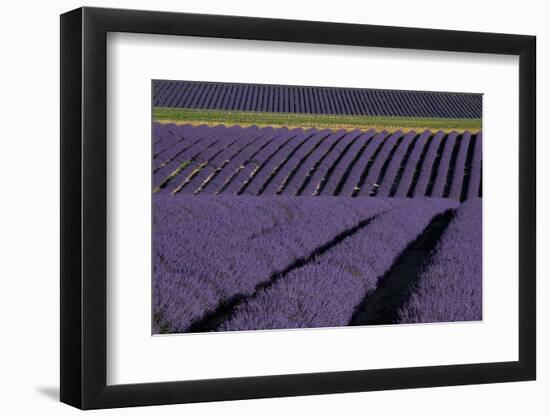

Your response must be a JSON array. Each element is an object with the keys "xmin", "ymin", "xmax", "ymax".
[
  {"xmin": 239, "ymin": 129, "xmax": 318, "ymax": 195},
  {"xmin": 466, "ymin": 132, "xmax": 482, "ymax": 199},
  {"xmin": 412, "ymin": 131, "xmax": 446, "ymax": 197},
  {"xmin": 280, "ymin": 129, "xmax": 348, "ymax": 196},
  {"xmin": 398, "ymin": 198, "xmax": 482, "ymax": 323},
  {"xmin": 337, "ymin": 131, "xmax": 389, "ymax": 196},
  {"xmin": 429, "ymin": 131, "xmax": 458, "ymax": 197},
  {"xmin": 393, "ymin": 130, "xmax": 432, "ymax": 197},
  {"xmin": 260, "ymin": 129, "xmax": 333, "ymax": 195},
  {"xmin": 299, "ymin": 129, "xmax": 363, "ymax": 196},
  {"xmin": 355, "ymin": 131, "xmax": 404, "ymax": 196},
  {"xmin": 317, "ymin": 130, "xmax": 376, "ymax": 196},
  {"xmin": 198, "ymin": 127, "xmax": 294, "ymax": 194},
  {"xmin": 153, "ymin": 196, "xmax": 399, "ymax": 333},
  {"xmin": 376, "ymin": 131, "xmax": 417, "ymax": 197},
  {"xmin": 218, "ymin": 198, "xmax": 459, "ymax": 331},
  {"xmin": 448, "ymin": 132, "xmax": 472, "ymax": 200}
]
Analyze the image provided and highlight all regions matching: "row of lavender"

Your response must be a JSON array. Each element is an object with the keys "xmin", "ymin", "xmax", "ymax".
[
  {"xmin": 153, "ymin": 123, "xmax": 482, "ymax": 201},
  {"xmin": 153, "ymin": 196, "xmax": 481, "ymax": 333},
  {"xmin": 153, "ymin": 81, "xmax": 482, "ymax": 119}
]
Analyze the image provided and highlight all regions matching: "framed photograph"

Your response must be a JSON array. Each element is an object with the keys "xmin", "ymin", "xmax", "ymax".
[{"xmin": 60, "ymin": 6, "xmax": 536, "ymax": 409}]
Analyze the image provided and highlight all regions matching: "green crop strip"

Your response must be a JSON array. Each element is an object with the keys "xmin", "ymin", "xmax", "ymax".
[{"xmin": 153, "ymin": 107, "xmax": 482, "ymax": 133}]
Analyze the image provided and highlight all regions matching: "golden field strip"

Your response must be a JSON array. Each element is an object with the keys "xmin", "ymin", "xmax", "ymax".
[{"xmin": 153, "ymin": 107, "xmax": 482, "ymax": 133}]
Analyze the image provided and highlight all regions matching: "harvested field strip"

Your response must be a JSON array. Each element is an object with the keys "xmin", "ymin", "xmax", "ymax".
[{"xmin": 153, "ymin": 107, "xmax": 481, "ymax": 132}]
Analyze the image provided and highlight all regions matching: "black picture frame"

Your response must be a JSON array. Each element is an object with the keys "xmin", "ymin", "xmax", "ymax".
[{"xmin": 60, "ymin": 6, "xmax": 536, "ymax": 410}]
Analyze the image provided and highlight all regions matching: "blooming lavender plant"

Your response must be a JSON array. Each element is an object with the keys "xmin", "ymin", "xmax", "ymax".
[
  {"xmin": 398, "ymin": 198, "xmax": 482, "ymax": 323},
  {"xmin": 218, "ymin": 198, "xmax": 458, "ymax": 331},
  {"xmin": 393, "ymin": 130, "xmax": 432, "ymax": 197},
  {"xmin": 153, "ymin": 196, "xmax": 398, "ymax": 333}
]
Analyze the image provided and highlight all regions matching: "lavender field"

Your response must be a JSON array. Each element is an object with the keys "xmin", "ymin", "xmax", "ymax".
[
  {"xmin": 153, "ymin": 124, "xmax": 482, "ymax": 200},
  {"xmin": 152, "ymin": 81, "xmax": 482, "ymax": 334},
  {"xmin": 154, "ymin": 81, "xmax": 482, "ymax": 118}
]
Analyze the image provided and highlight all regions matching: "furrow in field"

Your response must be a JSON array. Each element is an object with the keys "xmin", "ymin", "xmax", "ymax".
[
  {"xmin": 153, "ymin": 124, "xmax": 227, "ymax": 180},
  {"xmin": 392, "ymin": 130, "xmax": 431, "ymax": 197},
  {"xmin": 419, "ymin": 131, "xmax": 448, "ymax": 197},
  {"xmin": 301, "ymin": 129, "xmax": 363, "ymax": 196},
  {"xmin": 317, "ymin": 130, "xmax": 375, "ymax": 196},
  {"xmin": 233, "ymin": 129, "xmax": 304, "ymax": 195},
  {"xmin": 354, "ymin": 131, "xmax": 404, "ymax": 197},
  {"xmin": 153, "ymin": 196, "xmax": 398, "ymax": 333},
  {"xmin": 216, "ymin": 129, "xmax": 299, "ymax": 195},
  {"xmin": 465, "ymin": 132, "xmax": 483, "ymax": 200},
  {"xmin": 281, "ymin": 129, "xmax": 347, "ymax": 196},
  {"xmin": 429, "ymin": 131, "xmax": 459, "ymax": 197},
  {"xmin": 169, "ymin": 131, "xmax": 248, "ymax": 195},
  {"xmin": 394, "ymin": 130, "xmax": 432, "ymax": 197},
  {"xmin": 375, "ymin": 131, "xmax": 418, "ymax": 197},
  {"xmin": 448, "ymin": 131, "xmax": 473, "ymax": 200},
  {"xmin": 349, "ymin": 209, "xmax": 454, "ymax": 325},
  {"xmin": 261, "ymin": 129, "xmax": 332, "ymax": 195},
  {"xmin": 172, "ymin": 126, "xmax": 263, "ymax": 194},
  {"xmin": 244, "ymin": 129, "xmax": 318, "ymax": 195},
  {"xmin": 279, "ymin": 130, "xmax": 348, "ymax": 195},
  {"xmin": 152, "ymin": 124, "xmax": 482, "ymax": 198},
  {"xmin": 216, "ymin": 198, "xmax": 458, "ymax": 332},
  {"xmin": 442, "ymin": 132, "xmax": 464, "ymax": 198},
  {"xmin": 155, "ymin": 127, "xmax": 243, "ymax": 194},
  {"xmin": 298, "ymin": 130, "xmax": 362, "ymax": 196},
  {"xmin": 197, "ymin": 127, "xmax": 285, "ymax": 194},
  {"xmin": 153, "ymin": 124, "xmax": 207, "ymax": 166},
  {"xmin": 335, "ymin": 131, "xmax": 386, "ymax": 196},
  {"xmin": 398, "ymin": 198, "xmax": 482, "ymax": 323}
]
